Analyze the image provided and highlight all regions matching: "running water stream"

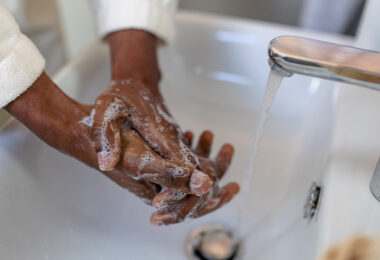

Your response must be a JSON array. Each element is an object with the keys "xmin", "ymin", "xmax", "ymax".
[
  {"xmin": 185, "ymin": 70, "xmax": 286, "ymax": 260},
  {"xmin": 234, "ymin": 69, "xmax": 284, "ymax": 239}
]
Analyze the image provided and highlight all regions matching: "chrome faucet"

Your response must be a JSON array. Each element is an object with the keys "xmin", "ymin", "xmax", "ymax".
[
  {"xmin": 268, "ymin": 36, "xmax": 380, "ymax": 201},
  {"xmin": 268, "ymin": 36, "xmax": 380, "ymax": 92}
]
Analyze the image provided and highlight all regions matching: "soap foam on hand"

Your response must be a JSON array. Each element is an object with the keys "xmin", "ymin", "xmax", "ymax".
[
  {"xmin": 137, "ymin": 151, "xmax": 156, "ymax": 174},
  {"xmin": 96, "ymin": 98, "xmax": 129, "ymax": 171},
  {"xmin": 86, "ymin": 79, "xmax": 214, "ymax": 212}
]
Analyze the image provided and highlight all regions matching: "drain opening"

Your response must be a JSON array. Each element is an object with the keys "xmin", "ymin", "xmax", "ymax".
[{"xmin": 186, "ymin": 225, "xmax": 241, "ymax": 260}]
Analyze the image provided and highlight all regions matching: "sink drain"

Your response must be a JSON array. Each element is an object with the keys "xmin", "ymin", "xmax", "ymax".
[{"xmin": 186, "ymin": 225, "xmax": 241, "ymax": 260}]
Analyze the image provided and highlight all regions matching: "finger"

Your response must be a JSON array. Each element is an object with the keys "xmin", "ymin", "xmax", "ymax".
[
  {"xmin": 90, "ymin": 97, "xmax": 130, "ymax": 171},
  {"xmin": 150, "ymin": 196, "xmax": 199, "ymax": 226},
  {"xmin": 195, "ymin": 130, "xmax": 213, "ymax": 157},
  {"xmin": 184, "ymin": 131, "xmax": 194, "ymax": 147},
  {"xmin": 93, "ymin": 118, "xmax": 123, "ymax": 171},
  {"xmin": 102, "ymin": 171, "xmax": 158, "ymax": 203},
  {"xmin": 119, "ymin": 129, "xmax": 212, "ymax": 195},
  {"xmin": 216, "ymin": 143, "xmax": 234, "ymax": 178},
  {"xmin": 196, "ymin": 182, "xmax": 240, "ymax": 217},
  {"xmin": 132, "ymin": 158, "xmax": 212, "ymax": 196},
  {"xmin": 152, "ymin": 190, "xmax": 187, "ymax": 209}
]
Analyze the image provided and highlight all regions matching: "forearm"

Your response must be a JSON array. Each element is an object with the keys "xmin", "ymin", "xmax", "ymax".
[
  {"xmin": 107, "ymin": 30, "xmax": 161, "ymax": 92},
  {"xmin": 5, "ymin": 72, "xmax": 97, "ymax": 167}
]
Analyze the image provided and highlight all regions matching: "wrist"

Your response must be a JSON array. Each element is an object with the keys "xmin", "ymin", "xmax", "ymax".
[
  {"xmin": 107, "ymin": 29, "xmax": 161, "ymax": 87},
  {"xmin": 5, "ymin": 73, "xmax": 97, "ymax": 167}
]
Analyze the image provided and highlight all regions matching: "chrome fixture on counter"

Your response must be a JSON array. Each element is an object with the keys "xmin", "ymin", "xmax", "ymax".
[
  {"xmin": 370, "ymin": 158, "xmax": 380, "ymax": 202},
  {"xmin": 304, "ymin": 182, "xmax": 322, "ymax": 221},
  {"xmin": 268, "ymin": 36, "xmax": 380, "ymax": 92}
]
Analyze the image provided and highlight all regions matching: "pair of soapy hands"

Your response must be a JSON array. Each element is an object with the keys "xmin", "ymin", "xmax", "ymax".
[
  {"xmin": 88, "ymin": 77, "xmax": 239, "ymax": 226},
  {"xmin": 85, "ymin": 30, "xmax": 240, "ymax": 226},
  {"xmin": 6, "ymin": 30, "xmax": 239, "ymax": 226}
]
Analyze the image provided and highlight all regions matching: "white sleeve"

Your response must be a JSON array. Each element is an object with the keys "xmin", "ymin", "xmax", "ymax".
[
  {"xmin": 0, "ymin": 4, "xmax": 45, "ymax": 108},
  {"xmin": 89, "ymin": 0, "xmax": 179, "ymax": 43}
]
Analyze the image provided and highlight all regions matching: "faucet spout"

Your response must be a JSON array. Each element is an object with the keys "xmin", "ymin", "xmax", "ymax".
[{"xmin": 268, "ymin": 36, "xmax": 380, "ymax": 91}]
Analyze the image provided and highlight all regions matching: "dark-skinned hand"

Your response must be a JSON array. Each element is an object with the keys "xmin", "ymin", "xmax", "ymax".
[{"xmin": 149, "ymin": 130, "xmax": 240, "ymax": 226}]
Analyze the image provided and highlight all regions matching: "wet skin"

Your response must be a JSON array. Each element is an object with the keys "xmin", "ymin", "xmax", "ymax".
[{"xmin": 5, "ymin": 30, "xmax": 239, "ymax": 225}]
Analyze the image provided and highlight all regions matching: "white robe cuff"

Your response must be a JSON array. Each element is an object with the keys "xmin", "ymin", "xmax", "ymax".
[
  {"xmin": 0, "ymin": 4, "xmax": 45, "ymax": 108},
  {"xmin": 90, "ymin": 0, "xmax": 179, "ymax": 43}
]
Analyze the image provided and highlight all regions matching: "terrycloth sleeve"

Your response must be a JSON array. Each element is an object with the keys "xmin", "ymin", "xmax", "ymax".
[
  {"xmin": 89, "ymin": 0, "xmax": 179, "ymax": 43},
  {"xmin": 0, "ymin": 4, "xmax": 45, "ymax": 108}
]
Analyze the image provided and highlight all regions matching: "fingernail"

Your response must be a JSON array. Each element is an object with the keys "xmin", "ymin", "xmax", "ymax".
[
  {"xmin": 150, "ymin": 212, "xmax": 176, "ymax": 226},
  {"xmin": 97, "ymin": 152, "xmax": 113, "ymax": 171},
  {"xmin": 150, "ymin": 217, "xmax": 163, "ymax": 226},
  {"xmin": 190, "ymin": 170, "xmax": 212, "ymax": 195},
  {"xmin": 151, "ymin": 219, "xmax": 165, "ymax": 226},
  {"xmin": 152, "ymin": 199, "xmax": 167, "ymax": 209},
  {"xmin": 152, "ymin": 192, "xmax": 186, "ymax": 209},
  {"xmin": 205, "ymin": 198, "xmax": 220, "ymax": 209}
]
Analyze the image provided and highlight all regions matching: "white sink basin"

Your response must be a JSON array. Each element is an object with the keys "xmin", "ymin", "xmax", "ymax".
[{"xmin": 0, "ymin": 11, "xmax": 359, "ymax": 260}]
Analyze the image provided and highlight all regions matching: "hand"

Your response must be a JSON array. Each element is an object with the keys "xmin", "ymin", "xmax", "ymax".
[
  {"xmin": 87, "ymin": 123, "xmax": 213, "ymax": 204},
  {"xmin": 92, "ymin": 28, "xmax": 217, "ymax": 202},
  {"xmin": 98, "ymin": 30, "xmax": 239, "ymax": 219},
  {"xmin": 109, "ymin": 120, "xmax": 212, "ymax": 197},
  {"xmin": 90, "ymin": 79, "xmax": 199, "ymax": 171},
  {"xmin": 149, "ymin": 131, "xmax": 240, "ymax": 226},
  {"xmin": 5, "ymin": 73, "xmax": 211, "ymax": 204},
  {"xmin": 89, "ymin": 85, "xmax": 239, "ymax": 223},
  {"xmin": 6, "ymin": 73, "xmax": 238, "ymax": 226},
  {"xmin": 93, "ymin": 29, "xmax": 203, "ymax": 176},
  {"xmin": 5, "ymin": 27, "xmax": 239, "ymax": 225}
]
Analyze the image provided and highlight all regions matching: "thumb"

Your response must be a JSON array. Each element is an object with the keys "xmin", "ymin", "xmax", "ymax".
[
  {"xmin": 128, "ymin": 154, "xmax": 212, "ymax": 195},
  {"xmin": 91, "ymin": 99, "xmax": 126, "ymax": 171}
]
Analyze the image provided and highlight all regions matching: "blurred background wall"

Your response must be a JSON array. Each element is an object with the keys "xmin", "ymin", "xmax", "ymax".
[
  {"xmin": 180, "ymin": 0, "xmax": 366, "ymax": 35},
  {"xmin": 179, "ymin": 0, "xmax": 304, "ymax": 26},
  {"xmin": 0, "ymin": 0, "xmax": 373, "ymax": 127},
  {"xmin": 54, "ymin": 0, "xmax": 367, "ymax": 61}
]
